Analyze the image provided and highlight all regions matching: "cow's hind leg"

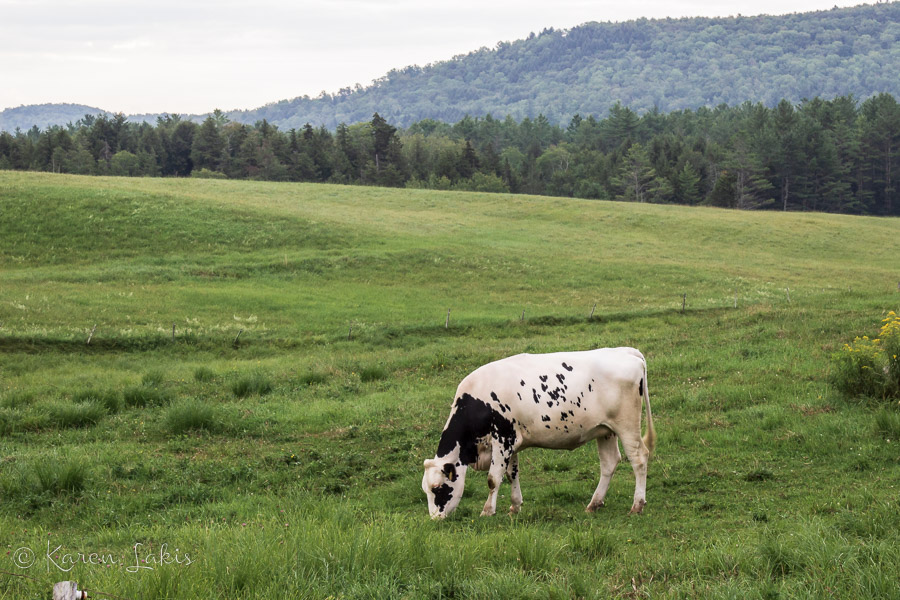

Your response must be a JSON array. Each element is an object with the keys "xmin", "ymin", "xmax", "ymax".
[
  {"xmin": 481, "ymin": 444, "xmax": 511, "ymax": 517},
  {"xmin": 619, "ymin": 430, "xmax": 650, "ymax": 515},
  {"xmin": 586, "ymin": 432, "xmax": 620, "ymax": 513},
  {"xmin": 506, "ymin": 453, "xmax": 522, "ymax": 515}
]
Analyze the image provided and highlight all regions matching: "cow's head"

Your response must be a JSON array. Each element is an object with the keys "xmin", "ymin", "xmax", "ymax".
[{"xmin": 422, "ymin": 458, "xmax": 467, "ymax": 519}]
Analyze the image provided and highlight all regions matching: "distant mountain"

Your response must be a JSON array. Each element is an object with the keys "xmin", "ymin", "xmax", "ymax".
[
  {"xmin": 4, "ymin": 2, "xmax": 900, "ymax": 132},
  {"xmin": 228, "ymin": 2, "xmax": 900, "ymax": 128},
  {"xmin": 0, "ymin": 103, "xmax": 110, "ymax": 132}
]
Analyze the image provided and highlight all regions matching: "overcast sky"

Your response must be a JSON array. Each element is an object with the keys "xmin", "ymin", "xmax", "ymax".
[{"xmin": 0, "ymin": 0, "xmax": 874, "ymax": 115}]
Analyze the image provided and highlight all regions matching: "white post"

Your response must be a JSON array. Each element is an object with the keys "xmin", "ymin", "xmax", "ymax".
[{"xmin": 53, "ymin": 581, "xmax": 87, "ymax": 600}]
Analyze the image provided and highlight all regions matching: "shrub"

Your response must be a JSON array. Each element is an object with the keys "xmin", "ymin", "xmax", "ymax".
[
  {"xmin": 831, "ymin": 311, "xmax": 900, "ymax": 401},
  {"xmin": 232, "ymin": 372, "xmax": 273, "ymax": 398},
  {"xmin": 191, "ymin": 168, "xmax": 227, "ymax": 179}
]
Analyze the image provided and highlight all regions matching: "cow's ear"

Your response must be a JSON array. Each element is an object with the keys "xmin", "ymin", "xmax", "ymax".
[
  {"xmin": 424, "ymin": 458, "xmax": 436, "ymax": 468},
  {"xmin": 442, "ymin": 463, "xmax": 457, "ymax": 482}
]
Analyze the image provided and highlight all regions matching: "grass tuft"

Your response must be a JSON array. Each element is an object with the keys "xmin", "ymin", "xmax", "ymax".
[
  {"xmin": 194, "ymin": 366, "xmax": 217, "ymax": 382},
  {"xmin": 72, "ymin": 388, "xmax": 122, "ymax": 413},
  {"xmin": 46, "ymin": 400, "xmax": 107, "ymax": 428},
  {"xmin": 165, "ymin": 399, "xmax": 219, "ymax": 434},
  {"xmin": 123, "ymin": 385, "xmax": 172, "ymax": 408},
  {"xmin": 30, "ymin": 459, "xmax": 88, "ymax": 497},
  {"xmin": 0, "ymin": 408, "xmax": 19, "ymax": 436},
  {"xmin": 232, "ymin": 372, "xmax": 274, "ymax": 398},
  {"xmin": 298, "ymin": 371, "xmax": 328, "ymax": 386},
  {"xmin": 142, "ymin": 369, "xmax": 166, "ymax": 387},
  {"xmin": 874, "ymin": 409, "xmax": 900, "ymax": 439}
]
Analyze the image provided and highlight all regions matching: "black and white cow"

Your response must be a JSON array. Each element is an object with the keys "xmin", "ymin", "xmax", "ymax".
[{"xmin": 422, "ymin": 347, "xmax": 655, "ymax": 518}]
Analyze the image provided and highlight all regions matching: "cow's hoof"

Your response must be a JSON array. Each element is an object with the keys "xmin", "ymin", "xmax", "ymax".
[
  {"xmin": 480, "ymin": 508, "xmax": 496, "ymax": 517},
  {"xmin": 585, "ymin": 501, "xmax": 604, "ymax": 513},
  {"xmin": 508, "ymin": 504, "xmax": 521, "ymax": 515},
  {"xmin": 628, "ymin": 499, "xmax": 646, "ymax": 515}
]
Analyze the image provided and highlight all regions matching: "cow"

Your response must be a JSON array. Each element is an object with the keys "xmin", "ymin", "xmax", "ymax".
[{"xmin": 422, "ymin": 347, "xmax": 655, "ymax": 519}]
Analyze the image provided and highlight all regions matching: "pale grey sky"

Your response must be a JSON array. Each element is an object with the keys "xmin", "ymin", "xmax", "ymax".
[{"xmin": 0, "ymin": 0, "xmax": 873, "ymax": 115}]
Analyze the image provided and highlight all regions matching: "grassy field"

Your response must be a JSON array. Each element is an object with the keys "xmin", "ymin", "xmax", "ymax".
[{"xmin": 1, "ymin": 171, "xmax": 899, "ymax": 599}]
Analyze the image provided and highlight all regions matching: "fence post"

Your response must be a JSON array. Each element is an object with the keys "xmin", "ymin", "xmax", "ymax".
[
  {"xmin": 86, "ymin": 324, "xmax": 97, "ymax": 345},
  {"xmin": 445, "ymin": 309, "xmax": 451, "ymax": 329}
]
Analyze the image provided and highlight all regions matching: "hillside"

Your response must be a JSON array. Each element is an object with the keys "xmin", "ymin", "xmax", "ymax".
[
  {"xmin": 2, "ymin": 172, "xmax": 900, "ymax": 598},
  {"xmin": 229, "ymin": 2, "xmax": 900, "ymax": 128},
  {"xmin": 2, "ymin": 3, "xmax": 900, "ymax": 133},
  {"xmin": 0, "ymin": 103, "xmax": 109, "ymax": 132}
]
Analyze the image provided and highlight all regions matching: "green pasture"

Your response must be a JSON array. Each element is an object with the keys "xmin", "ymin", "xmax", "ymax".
[{"xmin": 1, "ymin": 171, "xmax": 899, "ymax": 599}]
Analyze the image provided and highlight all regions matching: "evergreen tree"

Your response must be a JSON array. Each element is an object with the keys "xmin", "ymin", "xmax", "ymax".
[
  {"xmin": 612, "ymin": 143, "xmax": 673, "ymax": 203},
  {"xmin": 191, "ymin": 116, "xmax": 226, "ymax": 173}
]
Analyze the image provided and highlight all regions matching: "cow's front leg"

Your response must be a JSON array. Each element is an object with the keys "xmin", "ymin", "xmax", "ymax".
[
  {"xmin": 481, "ymin": 444, "xmax": 510, "ymax": 517},
  {"xmin": 506, "ymin": 452, "xmax": 522, "ymax": 515}
]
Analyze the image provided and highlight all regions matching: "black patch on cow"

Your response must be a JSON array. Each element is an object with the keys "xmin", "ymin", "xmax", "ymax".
[
  {"xmin": 560, "ymin": 412, "xmax": 568, "ymax": 421},
  {"xmin": 532, "ymin": 389, "xmax": 540, "ymax": 404},
  {"xmin": 539, "ymin": 375, "xmax": 548, "ymax": 382},
  {"xmin": 541, "ymin": 415, "xmax": 551, "ymax": 422},
  {"xmin": 487, "ymin": 476, "xmax": 496, "ymax": 490},
  {"xmin": 433, "ymin": 483, "xmax": 454, "ymax": 512},
  {"xmin": 520, "ymin": 380, "xmax": 526, "ymax": 386},
  {"xmin": 437, "ymin": 393, "xmax": 517, "ymax": 465},
  {"xmin": 442, "ymin": 462, "xmax": 457, "ymax": 482},
  {"xmin": 508, "ymin": 460, "xmax": 519, "ymax": 481},
  {"xmin": 541, "ymin": 383, "xmax": 549, "ymax": 392},
  {"xmin": 639, "ymin": 378, "xmax": 644, "ymax": 397},
  {"xmin": 490, "ymin": 392, "xmax": 508, "ymax": 413},
  {"xmin": 556, "ymin": 373, "xmax": 566, "ymax": 385},
  {"xmin": 588, "ymin": 384, "xmax": 592, "ymax": 392},
  {"xmin": 547, "ymin": 401, "xmax": 553, "ymax": 408},
  {"xmin": 562, "ymin": 362, "xmax": 573, "ymax": 372}
]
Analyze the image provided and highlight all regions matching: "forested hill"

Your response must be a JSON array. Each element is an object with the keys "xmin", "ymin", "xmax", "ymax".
[
  {"xmin": 227, "ymin": 2, "xmax": 900, "ymax": 129},
  {"xmin": 0, "ymin": 104, "xmax": 110, "ymax": 133}
]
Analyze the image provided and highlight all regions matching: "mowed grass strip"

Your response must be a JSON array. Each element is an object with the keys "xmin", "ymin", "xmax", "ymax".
[{"xmin": 0, "ymin": 171, "xmax": 899, "ymax": 599}]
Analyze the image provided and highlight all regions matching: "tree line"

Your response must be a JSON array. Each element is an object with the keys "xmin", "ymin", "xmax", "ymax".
[{"xmin": 1, "ymin": 93, "xmax": 898, "ymax": 216}]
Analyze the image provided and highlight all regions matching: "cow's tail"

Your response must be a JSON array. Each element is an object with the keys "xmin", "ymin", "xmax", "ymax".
[{"xmin": 641, "ymin": 359, "xmax": 656, "ymax": 457}]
